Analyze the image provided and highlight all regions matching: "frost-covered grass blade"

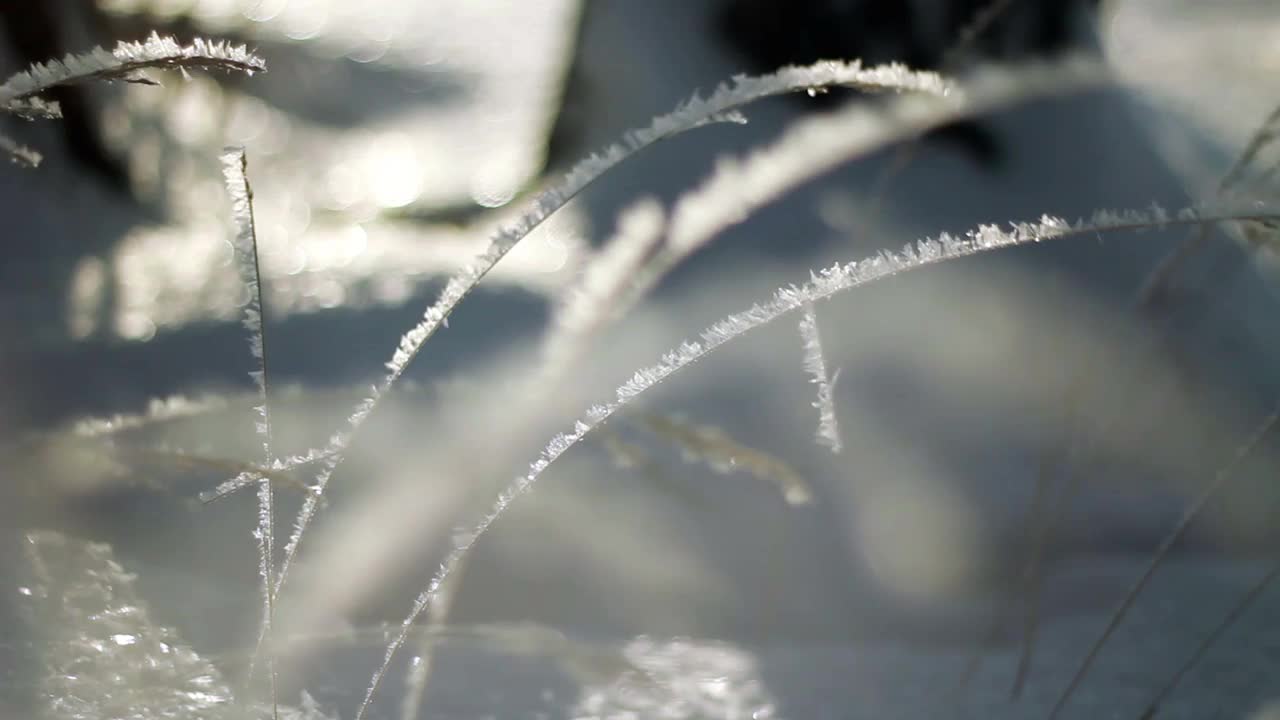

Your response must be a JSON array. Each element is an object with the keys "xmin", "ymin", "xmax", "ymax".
[
  {"xmin": 798, "ymin": 302, "xmax": 841, "ymax": 454},
  {"xmin": 0, "ymin": 32, "xmax": 264, "ymax": 108},
  {"xmin": 221, "ymin": 147, "xmax": 279, "ymax": 717},
  {"xmin": 0, "ymin": 32, "xmax": 263, "ymax": 169}
]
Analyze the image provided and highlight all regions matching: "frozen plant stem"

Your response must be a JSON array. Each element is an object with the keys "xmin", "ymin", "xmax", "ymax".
[
  {"xmin": 798, "ymin": 302, "xmax": 842, "ymax": 453},
  {"xmin": 0, "ymin": 32, "xmax": 265, "ymax": 106},
  {"xmin": 221, "ymin": 147, "xmax": 278, "ymax": 719},
  {"xmin": 0, "ymin": 33, "xmax": 263, "ymax": 166}
]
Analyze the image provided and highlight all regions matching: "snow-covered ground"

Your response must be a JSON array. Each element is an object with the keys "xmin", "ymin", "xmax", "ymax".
[{"xmin": 10, "ymin": 529, "xmax": 1280, "ymax": 719}]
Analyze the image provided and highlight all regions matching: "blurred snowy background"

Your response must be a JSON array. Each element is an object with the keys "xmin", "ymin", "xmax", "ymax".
[{"xmin": 4, "ymin": 1, "xmax": 1280, "ymax": 719}]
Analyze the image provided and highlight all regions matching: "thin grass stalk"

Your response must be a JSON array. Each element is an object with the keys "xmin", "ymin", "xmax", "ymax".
[
  {"xmin": 1047, "ymin": 401, "xmax": 1280, "ymax": 719},
  {"xmin": 221, "ymin": 147, "xmax": 278, "ymax": 719}
]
